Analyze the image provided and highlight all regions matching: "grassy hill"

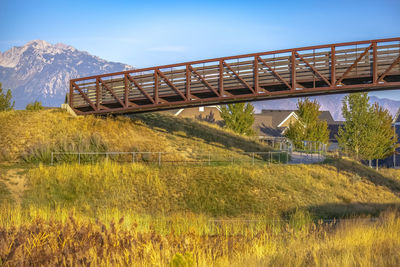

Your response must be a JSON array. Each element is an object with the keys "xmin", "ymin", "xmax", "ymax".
[
  {"xmin": 1, "ymin": 109, "xmax": 400, "ymax": 265},
  {"xmin": 0, "ymin": 109, "xmax": 399, "ymax": 219}
]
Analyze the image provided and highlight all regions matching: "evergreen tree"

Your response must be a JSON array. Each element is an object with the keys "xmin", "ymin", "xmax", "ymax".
[
  {"xmin": 220, "ymin": 103, "xmax": 255, "ymax": 136},
  {"xmin": 285, "ymin": 98, "xmax": 329, "ymax": 149},
  {"xmin": 0, "ymin": 82, "xmax": 15, "ymax": 111}
]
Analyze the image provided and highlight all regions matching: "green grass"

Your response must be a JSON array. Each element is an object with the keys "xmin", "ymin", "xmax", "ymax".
[{"xmin": 22, "ymin": 160, "xmax": 400, "ymax": 219}]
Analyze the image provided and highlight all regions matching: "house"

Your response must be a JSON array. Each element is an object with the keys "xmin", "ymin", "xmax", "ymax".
[
  {"xmin": 161, "ymin": 106, "xmax": 223, "ymax": 124},
  {"xmin": 253, "ymin": 109, "xmax": 336, "ymax": 139}
]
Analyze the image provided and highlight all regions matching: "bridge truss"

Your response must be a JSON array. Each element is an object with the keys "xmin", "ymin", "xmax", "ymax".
[{"xmin": 69, "ymin": 37, "xmax": 400, "ymax": 115}]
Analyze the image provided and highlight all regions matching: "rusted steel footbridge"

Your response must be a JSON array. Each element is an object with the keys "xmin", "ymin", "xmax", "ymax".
[{"xmin": 69, "ymin": 37, "xmax": 400, "ymax": 115}]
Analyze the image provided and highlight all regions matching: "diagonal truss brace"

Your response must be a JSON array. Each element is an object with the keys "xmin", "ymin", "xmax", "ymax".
[
  {"xmin": 377, "ymin": 55, "xmax": 400, "ymax": 82},
  {"xmin": 294, "ymin": 52, "xmax": 331, "ymax": 86},
  {"xmin": 98, "ymin": 78, "xmax": 126, "ymax": 107},
  {"xmin": 156, "ymin": 69, "xmax": 187, "ymax": 100},
  {"xmin": 336, "ymin": 44, "xmax": 373, "ymax": 85},
  {"xmin": 222, "ymin": 61, "xmax": 255, "ymax": 93},
  {"xmin": 257, "ymin": 56, "xmax": 292, "ymax": 90},
  {"xmin": 126, "ymin": 74, "xmax": 155, "ymax": 104},
  {"xmin": 188, "ymin": 65, "xmax": 220, "ymax": 96},
  {"xmin": 72, "ymin": 81, "xmax": 97, "ymax": 111}
]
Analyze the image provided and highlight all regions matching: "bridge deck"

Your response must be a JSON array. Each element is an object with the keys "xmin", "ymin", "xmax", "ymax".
[{"xmin": 69, "ymin": 38, "xmax": 400, "ymax": 115}]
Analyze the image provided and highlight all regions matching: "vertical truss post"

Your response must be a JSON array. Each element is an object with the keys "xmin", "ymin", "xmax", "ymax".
[
  {"xmin": 96, "ymin": 78, "xmax": 100, "ymax": 109},
  {"xmin": 373, "ymin": 42, "xmax": 378, "ymax": 84},
  {"xmin": 219, "ymin": 60, "xmax": 224, "ymax": 96},
  {"xmin": 69, "ymin": 82, "xmax": 73, "ymax": 108},
  {"xmin": 331, "ymin": 45, "xmax": 336, "ymax": 86},
  {"xmin": 291, "ymin": 51, "xmax": 296, "ymax": 90},
  {"xmin": 154, "ymin": 69, "xmax": 159, "ymax": 104},
  {"xmin": 254, "ymin": 56, "xmax": 259, "ymax": 93},
  {"xmin": 124, "ymin": 74, "xmax": 129, "ymax": 107},
  {"xmin": 186, "ymin": 65, "xmax": 191, "ymax": 100}
]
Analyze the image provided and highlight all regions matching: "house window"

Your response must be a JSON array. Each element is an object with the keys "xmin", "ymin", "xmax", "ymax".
[{"xmin": 199, "ymin": 107, "xmax": 204, "ymax": 112}]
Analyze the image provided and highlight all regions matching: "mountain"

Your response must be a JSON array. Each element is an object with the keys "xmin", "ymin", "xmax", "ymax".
[
  {"xmin": 252, "ymin": 94, "xmax": 400, "ymax": 121},
  {"xmin": 0, "ymin": 40, "xmax": 132, "ymax": 108},
  {"xmin": 1, "ymin": 40, "xmax": 399, "ymax": 119}
]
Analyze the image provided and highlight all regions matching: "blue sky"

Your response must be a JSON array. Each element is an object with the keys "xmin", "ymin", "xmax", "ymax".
[{"xmin": 1, "ymin": 0, "xmax": 400, "ymax": 99}]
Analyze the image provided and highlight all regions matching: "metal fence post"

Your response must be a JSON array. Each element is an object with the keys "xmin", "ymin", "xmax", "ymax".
[
  {"xmin": 252, "ymin": 152, "xmax": 255, "ymax": 165},
  {"xmin": 158, "ymin": 152, "xmax": 161, "ymax": 166},
  {"xmin": 278, "ymin": 153, "xmax": 280, "ymax": 164},
  {"xmin": 208, "ymin": 153, "xmax": 211, "ymax": 166},
  {"xmin": 51, "ymin": 152, "xmax": 53, "ymax": 166},
  {"xmin": 132, "ymin": 152, "xmax": 135, "ymax": 163},
  {"xmin": 286, "ymin": 151, "xmax": 289, "ymax": 164},
  {"xmin": 78, "ymin": 152, "xmax": 81, "ymax": 165}
]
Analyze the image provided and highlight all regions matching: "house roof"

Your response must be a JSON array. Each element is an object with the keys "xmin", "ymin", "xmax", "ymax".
[{"xmin": 259, "ymin": 109, "xmax": 335, "ymax": 124}]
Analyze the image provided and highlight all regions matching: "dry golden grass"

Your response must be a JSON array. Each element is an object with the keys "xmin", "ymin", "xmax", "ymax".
[
  {"xmin": 0, "ymin": 109, "xmax": 271, "ymax": 163},
  {"xmin": 0, "ymin": 206, "xmax": 399, "ymax": 266}
]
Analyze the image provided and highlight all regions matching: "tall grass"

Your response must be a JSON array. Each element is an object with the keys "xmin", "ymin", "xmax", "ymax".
[{"xmin": 0, "ymin": 204, "xmax": 398, "ymax": 266}]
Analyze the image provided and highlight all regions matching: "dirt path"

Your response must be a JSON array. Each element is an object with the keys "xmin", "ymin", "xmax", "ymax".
[
  {"xmin": 289, "ymin": 151, "xmax": 325, "ymax": 164},
  {"xmin": 0, "ymin": 169, "xmax": 26, "ymax": 205}
]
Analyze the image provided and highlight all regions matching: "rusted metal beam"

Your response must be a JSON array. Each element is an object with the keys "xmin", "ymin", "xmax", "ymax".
[
  {"xmin": 336, "ymin": 44, "xmax": 373, "ymax": 85},
  {"xmin": 69, "ymin": 82, "xmax": 74, "ymax": 108},
  {"xmin": 126, "ymin": 74, "xmax": 155, "ymax": 104},
  {"xmin": 295, "ymin": 52, "xmax": 331, "ymax": 86},
  {"xmin": 291, "ymin": 51, "xmax": 296, "ymax": 90},
  {"xmin": 377, "ymin": 54, "xmax": 400, "ymax": 83},
  {"xmin": 70, "ymin": 37, "xmax": 400, "ymax": 83},
  {"xmin": 124, "ymin": 74, "xmax": 129, "ymax": 107},
  {"xmin": 222, "ymin": 60, "xmax": 254, "ymax": 93},
  {"xmin": 186, "ymin": 65, "xmax": 191, "ymax": 99},
  {"xmin": 188, "ymin": 65, "xmax": 219, "ymax": 96},
  {"xmin": 372, "ymin": 42, "xmax": 378, "ymax": 84},
  {"xmin": 98, "ymin": 78, "xmax": 125, "ymax": 107},
  {"xmin": 331, "ymin": 46, "xmax": 336, "ymax": 85},
  {"xmin": 96, "ymin": 78, "xmax": 100, "ymax": 109},
  {"xmin": 156, "ymin": 69, "xmax": 186, "ymax": 100},
  {"xmin": 257, "ymin": 56, "xmax": 292, "ymax": 90},
  {"xmin": 154, "ymin": 70, "xmax": 159, "ymax": 104},
  {"xmin": 219, "ymin": 60, "xmax": 224, "ymax": 96},
  {"xmin": 254, "ymin": 56, "xmax": 259, "ymax": 93}
]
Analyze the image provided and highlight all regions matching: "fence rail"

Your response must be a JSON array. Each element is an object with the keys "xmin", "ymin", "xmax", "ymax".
[{"xmin": 50, "ymin": 151, "xmax": 290, "ymax": 166}]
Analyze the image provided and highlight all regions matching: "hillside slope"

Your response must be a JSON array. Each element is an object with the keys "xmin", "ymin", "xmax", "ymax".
[{"xmin": 0, "ymin": 110, "xmax": 399, "ymax": 219}]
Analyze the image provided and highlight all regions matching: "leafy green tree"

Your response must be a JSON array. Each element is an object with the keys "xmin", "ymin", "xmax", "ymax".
[
  {"xmin": 0, "ymin": 82, "xmax": 15, "ymax": 111},
  {"xmin": 220, "ymin": 103, "xmax": 255, "ymax": 136},
  {"xmin": 285, "ymin": 98, "xmax": 329, "ymax": 149},
  {"xmin": 364, "ymin": 104, "xmax": 397, "ymax": 169},
  {"xmin": 337, "ymin": 93, "xmax": 397, "ymax": 166},
  {"xmin": 26, "ymin": 101, "xmax": 44, "ymax": 111},
  {"xmin": 337, "ymin": 93, "xmax": 371, "ymax": 160}
]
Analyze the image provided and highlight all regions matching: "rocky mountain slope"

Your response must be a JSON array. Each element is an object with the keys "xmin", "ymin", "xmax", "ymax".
[{"xmin": 0, "ymin": 40, "xmax": 132, "ymax": 108}]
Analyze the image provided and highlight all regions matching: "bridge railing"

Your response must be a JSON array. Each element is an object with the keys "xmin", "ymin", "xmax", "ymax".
[{"xmin": 69, "ymin": 37, "xmax": 400, "ymax": 115}]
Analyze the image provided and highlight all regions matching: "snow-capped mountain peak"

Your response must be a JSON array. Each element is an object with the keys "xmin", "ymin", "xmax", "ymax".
[{"xmin": 0, "ymin": 40, "xmax": 133, "ymax": 108}]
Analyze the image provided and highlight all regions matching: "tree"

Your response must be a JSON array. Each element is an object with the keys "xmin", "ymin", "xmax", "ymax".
[
  {"xmin": 26, "ymin": 101, "xmax": 44, "ymax": 111},
  {"xmin": 365, "ymin": 104, "xmax": 397, "ymax": 169},
  {"xmin": 337, "ymin": 93, "xmax": 372, "ymax": 160},
  {"xmin": 285, "ymin": 98, "xmax": 329, "ymax": 149},
  {"xmin": 220, "ymin": 103, "xmax": 255, "ymax": 135},
  {"xmin": 0, "ymin": 82, "xmax": 15, "ymax": 111},
  {"xmin": 337, "ymin": 93, "xmax": 397, "ymax": 167}
]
